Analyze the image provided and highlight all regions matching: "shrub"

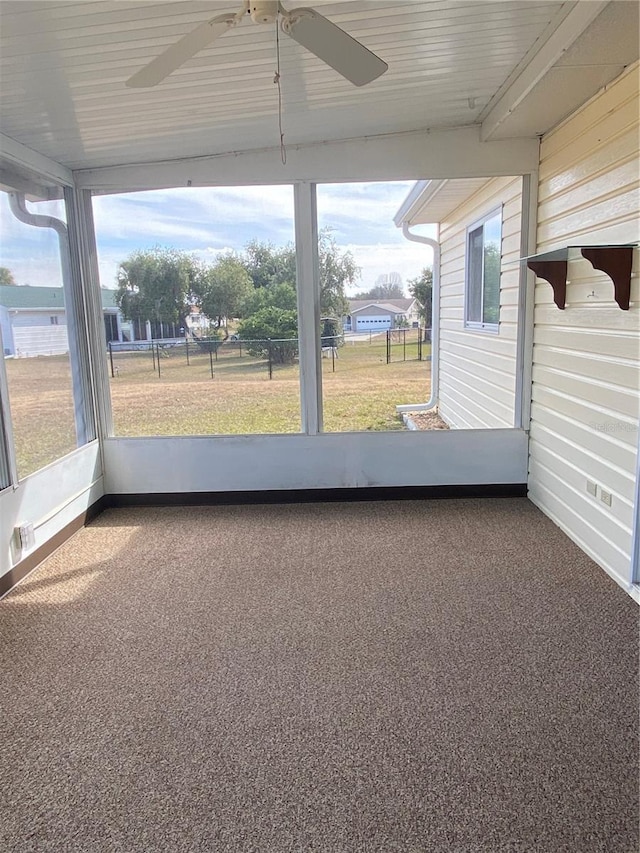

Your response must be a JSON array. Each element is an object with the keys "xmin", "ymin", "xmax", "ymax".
[{"xmin": 237, "ymin": 308, "xmax": 298, "ymax": 364}]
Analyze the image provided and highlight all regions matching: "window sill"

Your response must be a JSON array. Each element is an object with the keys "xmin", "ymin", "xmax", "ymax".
[{"xmin": 464, "ymin": 322, "xmax": 499, "ymax": 334}]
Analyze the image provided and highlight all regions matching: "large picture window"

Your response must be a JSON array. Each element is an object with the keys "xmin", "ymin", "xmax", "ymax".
[
  {"xmin": 92, "ymin": 186, "xmax": 300, "ymax": 437},
  {"xmin": 465, "ymin": 209, "xmax": 501, "ymax": 331}
]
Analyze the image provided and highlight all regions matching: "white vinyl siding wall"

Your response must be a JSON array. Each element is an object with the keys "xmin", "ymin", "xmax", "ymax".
[
  {"xmin": 528, "ymin": 63, "xmax": 639, "ymax": 587},
  {"xmin": 438, "ymin": 177, "xmax": 522, "ymax": 428},
  {"xmin": 12, "ymin": 311, "xmax": 69, "ymax": 357}
]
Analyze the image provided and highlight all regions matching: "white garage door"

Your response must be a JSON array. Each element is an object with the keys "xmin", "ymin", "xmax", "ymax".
[{"xmin": 356, "ymin": 314, "xmax": 392, "ymax": 330}]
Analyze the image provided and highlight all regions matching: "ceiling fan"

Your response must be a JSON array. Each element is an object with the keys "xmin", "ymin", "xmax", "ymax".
[{"xmin": 126, "ymin": 0, "xmax": 388, "ymax": 89}]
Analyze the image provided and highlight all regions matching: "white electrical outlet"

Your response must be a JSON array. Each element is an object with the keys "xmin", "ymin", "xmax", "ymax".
[
  {"xmin": 600, "ymin": 489, "xmax": 612, "ymax": 507},
  {"xmin": 586, "ymin": 480, "xmax": 597, "ymax": 496},
  {"xmin": 17, "ymin": 523, "xmax": 35, "ymax": 551}
]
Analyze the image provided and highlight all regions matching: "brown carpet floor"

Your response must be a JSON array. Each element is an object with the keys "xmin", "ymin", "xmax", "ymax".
[{"xmin": 0, "ymin": 498, "xmax": 638, "ymax": 852}]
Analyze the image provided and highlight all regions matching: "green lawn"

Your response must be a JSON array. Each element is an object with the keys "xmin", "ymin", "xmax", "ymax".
[
  {"xmin": 4, "ymin": 354, "xmax": 77, "ymax": 479},
  {"xmin": 108, "ymin": 336, "xmax": 431, "ymax": 435},
  {"xmin": 5, "ymin": 335, "xmax": 431, "ymax": 477}
]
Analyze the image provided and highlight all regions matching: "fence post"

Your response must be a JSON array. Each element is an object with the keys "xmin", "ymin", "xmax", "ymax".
[
  {"xmin": 151, "ymin": 339, "xmax": 156, "ymax": 371},
  {"xmin": 418, "ymin": 329, "xmax": 422, "ymax": 361},
  {"xmin": 209, "ymin": 348, "xmax": 214, "ymax": 378},
  {"xmin": 386, "ymin": 329, "xmax": 391, "ymax": 364},
  {"xmin": 185, "ymin": 336, "xmax": 189, "ymax": 366},
  {"xmin": 214, "ymin": 342, "xmax": 218, "ymax": 362},
  {"xmin": 332, "ymin": 338, "xmax": 336, "ymax": 373},
  {"xmin": 239, "ymin": 340, "xmax": 242, "ymax": 358},
  {"xmin": 156, "ymin": 343, "xmax": 161, "ymax": 378},
  {"xmin": 403, "ymin": 328, "xmax": 406, "ymax": 362},
  {"xmin": 267, "ymin": 340, "xmax": 273, "ymax": 379},
  {"xmin": 108, "ymin": 341, "xmax": 114, "ymax": 378}
]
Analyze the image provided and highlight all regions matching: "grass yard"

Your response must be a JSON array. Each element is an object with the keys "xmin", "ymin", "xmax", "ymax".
[
  {"xmin": 4, "ymin": 354, "xmax": 77, "ymax": 479},
  {"xmin": 5, "ymin": 334, "xmax": 431, "ymax": 477},
  {"xmin": 108, "ymin": 335, "xmax": 431, "ymax": 435}
]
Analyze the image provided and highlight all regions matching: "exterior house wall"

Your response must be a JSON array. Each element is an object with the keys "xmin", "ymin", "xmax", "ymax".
[
  {"xmin": 528, "ymin": 63, "xmax": 639, "ymax": 587},
  {"xmin": 437, "ymin": 176, "xmax": 523, "ymax": 428},
  {"xmin": 11, "ymin": 309, "xmax": 68, "ymax": 356}
]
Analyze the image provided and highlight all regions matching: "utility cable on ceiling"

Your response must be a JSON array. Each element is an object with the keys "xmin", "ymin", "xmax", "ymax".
[{"xmin": 274, "ymin": 12, "xmax": 287, "ymax": 165}]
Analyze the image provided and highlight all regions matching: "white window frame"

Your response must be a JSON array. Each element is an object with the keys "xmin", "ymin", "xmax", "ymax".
[{"xmin": 464, "ymin": 206, "xmax": 502, "ymax": 333}]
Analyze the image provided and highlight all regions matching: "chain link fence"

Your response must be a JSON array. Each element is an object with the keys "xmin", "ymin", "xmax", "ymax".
[{"xmin": 107, "ymin": 327, "xmax": 430, "ymax": 380}]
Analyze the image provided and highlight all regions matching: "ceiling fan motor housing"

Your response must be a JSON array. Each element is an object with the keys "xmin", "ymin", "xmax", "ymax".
[{"xmin": 250, "ymin": 1, "xmax": 279, "ymax": 24}]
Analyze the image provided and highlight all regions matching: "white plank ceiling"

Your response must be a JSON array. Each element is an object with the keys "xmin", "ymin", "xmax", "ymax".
[{"xmin": 0, "ymin": 1, "xmax": 637, "ymax": 171}]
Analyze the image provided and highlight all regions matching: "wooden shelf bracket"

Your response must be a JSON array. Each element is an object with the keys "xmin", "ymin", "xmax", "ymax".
[
  {"xmin": 527, "ymin": 258, "xmax": 568, "ymax": 309},
  {"xmin": 581, "ymin": 246, "xmax": 633, "ymax": 310}
]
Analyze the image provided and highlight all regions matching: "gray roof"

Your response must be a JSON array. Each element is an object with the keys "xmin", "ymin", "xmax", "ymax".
[
  {"xmin": 0, "ymin": 284, "xmax": 117, "ymax": 310},
  {"xmin": 348, "ymin": 298, "xmax": 416, "ymax": 315}
]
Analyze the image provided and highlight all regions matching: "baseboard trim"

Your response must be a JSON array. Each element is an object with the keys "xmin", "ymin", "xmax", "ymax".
[
  {"xmin": 106, "ymin": 483, "xmax": 527, "ymax": 508},
  {"xmin": 0, "ymin": 496, "xmax": 108, "ymax": 600}
]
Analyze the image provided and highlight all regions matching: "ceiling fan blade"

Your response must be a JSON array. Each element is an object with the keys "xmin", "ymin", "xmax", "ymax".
[
  {"xmin": 126, "ymin": 13, "xmax": 239, "ymax": 88},
  {"xmin": 283, "ymin": 7, "xmax": 387, "ymax": 87}
]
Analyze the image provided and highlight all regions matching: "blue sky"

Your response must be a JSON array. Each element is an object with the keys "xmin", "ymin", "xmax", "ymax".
[{"xmin": 1, "ymin": 182, "xmax": 435, "ymax": 296}]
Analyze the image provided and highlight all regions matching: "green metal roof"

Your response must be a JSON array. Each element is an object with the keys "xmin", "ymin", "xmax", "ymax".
[{"xmin": 0, "ymin": 284, "xmax": 118, "ymax": 310}]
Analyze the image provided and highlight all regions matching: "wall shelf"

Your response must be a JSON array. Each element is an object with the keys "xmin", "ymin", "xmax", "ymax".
[{"xmin": 525, "ymin": 244, "xmax": 637, "ymax": 310}]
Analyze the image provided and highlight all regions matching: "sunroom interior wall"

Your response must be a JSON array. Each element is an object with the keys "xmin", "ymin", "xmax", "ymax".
[
  {"xmin": 528, "ymin": 63, "xmax": 639, "ymax": 588},
  {"xmin": 437, "ymin": 176, "xmax": 523, "ymax": 429}
]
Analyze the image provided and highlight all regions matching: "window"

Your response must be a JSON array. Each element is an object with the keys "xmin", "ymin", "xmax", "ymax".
[
  {"xmin": 465, "ymin": 209, "xmax": 502, "ymax": 331},
  {"xmin": 0, "ymin": 189, "xmax": 94, "ymax": 480},
  {"xmin": 316, "ymin": 181, "xmax": 433, "ymax": 432},
  {"xmin": 92, "ymin": 185, "xmax": 300, "ymax": 437}
]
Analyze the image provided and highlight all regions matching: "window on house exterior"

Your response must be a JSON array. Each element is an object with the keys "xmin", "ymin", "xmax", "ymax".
[{"xmin": 465, "ymin": 209, "xmax": 501, "ymax": 331}]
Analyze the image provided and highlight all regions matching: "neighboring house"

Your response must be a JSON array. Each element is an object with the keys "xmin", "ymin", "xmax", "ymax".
[
  {"xmin": 394, "ymin": 63, "xmax": 639, "ymax": 591},
  {"xmin": 186, "ymin": 305, "xmax": 209, "ymax": 334},
  {"xmin": 1, "ymin": 285, "xmax": 128, "ymax": 355},
  {"xmin": 101, "ymin": 288, "xmax": 123, "ymax": 343},
  {"xmin": 0, "ymin": 284, "xmax": 69, "ymax": 356},
  {"xmin": 0, "ymin": 285, "xmax": 188, "ymax": 354},
  {"xmin": 345, "ymin": 298, "xmax": 420, "ymax": 332}
]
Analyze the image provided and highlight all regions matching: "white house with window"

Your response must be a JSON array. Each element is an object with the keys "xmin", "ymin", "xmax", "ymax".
[
  {"xmin": 394, "ymin": 64, "xmax": 638, "ymax": 588},
  {"xmin": 395, "ymin": 176, "xmax": 524, "ymax": 429}
]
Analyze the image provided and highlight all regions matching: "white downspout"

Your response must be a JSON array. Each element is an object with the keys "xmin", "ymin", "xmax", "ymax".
[
  {"xmin": 8, "ymin": 192, "xmax": 90, "ymax": 445},
  {"xmin": 396, "ymin": 224, "xmax": 440, "ymax": 413}
]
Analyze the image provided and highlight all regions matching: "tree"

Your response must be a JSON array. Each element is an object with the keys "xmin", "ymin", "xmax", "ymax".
[
  {"xmin": 354, "ymin": 274, "xmax": 405, "ymax": 300},
  {"xmin": 237, "ymin": 307, "xmax": 298, "ymax": 364},
  {"xmin": 240, "ymin": 230, "xmax": 357, "ymax": 320},
  {"xmin": 195, "ymin": 254, "xmax": 252, "ymax": 332},
  {"xmin": 408, "ymin": 267, "xmax": 433, "ymax": 338},
  {"xmin": 242, "ymin": 240, "xmax": 296, "ymax": 289},
  {"xmin": 241, "ymin": 281, "xmax": 297, "ymax": 317},
  {"xmin": 116, "ymin": 247, "xmax": 195, "ymax": 333},
  {"xmin": 0, "ymin": 267, "xmax": 16, "ymax": 285},
  {"xmin": 317, "ymin": 228, "xmax": 358, "ymax": 319},
  {"xmin": 482, "ymin": 244, "xmax": 501, "ymax": 324}
]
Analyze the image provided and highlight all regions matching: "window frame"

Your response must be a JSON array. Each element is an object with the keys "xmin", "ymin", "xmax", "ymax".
[{"xmin": 464, "ymin": 206, "xmax": 503, "ymax": 333}]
